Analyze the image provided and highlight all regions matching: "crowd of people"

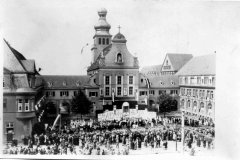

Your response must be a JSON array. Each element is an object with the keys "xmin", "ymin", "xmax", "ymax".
[{"xmin": 3, "ymin": 117, "xmax": 215, "ymax": 155}]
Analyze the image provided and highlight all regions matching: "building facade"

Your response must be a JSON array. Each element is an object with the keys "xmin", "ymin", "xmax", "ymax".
[
  {"xmin": 177, "ymin": 54, "xmax": 216, "ymax": 124},
  {"xmin": 87, "ymin": 8, "xmax": 140, "ymax": 112},
  {"xmin": 3, "ymin": 40, "xmax": 44, "ymax": 143}
]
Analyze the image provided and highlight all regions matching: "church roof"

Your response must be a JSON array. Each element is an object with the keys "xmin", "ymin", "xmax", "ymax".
[
  {"xmin": 41, "ymin": 75, "xmax": 93, "ymax": 89},
  {"xmin": 112, "ymin": 32, "xmax": 127, "ymax": 43},
  {"xmin": 176, "ymin": 54, "xmax": 216, "ymax": 76},
  {"xmin": 163, "ymin": 53, "xmax": 193, "ymax": 72}
]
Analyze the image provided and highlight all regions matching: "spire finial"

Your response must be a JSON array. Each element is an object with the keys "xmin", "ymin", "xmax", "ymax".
[{"xmin": 118, "ymin": 25, "xmax": 121, "ymax": 33}]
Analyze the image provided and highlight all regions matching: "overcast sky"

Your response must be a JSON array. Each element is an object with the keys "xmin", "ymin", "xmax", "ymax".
[{"xmin": 2, "ymin": 0, "xmax": 240, "ymax": 75}]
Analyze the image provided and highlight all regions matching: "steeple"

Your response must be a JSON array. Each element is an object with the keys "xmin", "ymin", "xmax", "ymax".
[{"xmin": 91, "ymin": 8, "xmax": 112, "ymax": 62}]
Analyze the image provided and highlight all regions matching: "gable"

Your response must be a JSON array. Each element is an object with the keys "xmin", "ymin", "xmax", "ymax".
[
  {"xmin": 161, "ymin": 55, "xmax": 175, "ymax": 72},
  {"xmin": 104, "ymin": 43, "xmax": 136, "ymax": 68}
]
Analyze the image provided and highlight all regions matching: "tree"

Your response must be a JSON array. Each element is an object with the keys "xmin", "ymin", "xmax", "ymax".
[
  {"xmin": 158, "ymin": 93, "xmax": 178, "ymax": 117},
  {"xmin": 71, "ymin": 89, "xmax": 92, "ymax": 119}
]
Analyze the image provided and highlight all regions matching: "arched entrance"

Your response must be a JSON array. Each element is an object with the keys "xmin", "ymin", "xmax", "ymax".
[
  {"xmin": 45, "ymin": 101, "xmax": 57, "ymax": 115},
  {"xmin": 60, "ymin": 101, "xmax": 70, "ymax": 114},
  {"xmin": 122, "ymin": 102, "xmax": 130, "ymax": 113}
]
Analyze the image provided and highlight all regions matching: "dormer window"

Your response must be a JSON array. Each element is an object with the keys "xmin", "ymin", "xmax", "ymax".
[
  {"xmin": 76, "ymin": 81, "xmax": 80, "ymax": 87},
  {"xmin": 48, "ymin": 82, "xmax": 53, "ymax": 87},
  {"xmin": 117, "ymin": 53, "xmax": 123, "ymax": 63},
  {"xmin": 171, "ymin": 81, "xmax": 175, "ymax": 85},
  {"xmin": 160, "ymin": 81, "xmax": 164, "ymax": 85},
  {"xmin": 63, "ymin": 81, "xmax": 67, "ymax": 86}
]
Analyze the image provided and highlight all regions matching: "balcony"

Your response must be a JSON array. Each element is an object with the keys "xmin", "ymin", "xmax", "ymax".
[{"xmin": 16, "ymin": 111, "xmax": 36, "ymax": 119}]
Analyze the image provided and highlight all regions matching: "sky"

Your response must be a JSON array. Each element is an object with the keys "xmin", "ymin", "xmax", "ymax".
[{"xmin": 1, "ymin": 0, "xmax": 240, "ymax": 75}]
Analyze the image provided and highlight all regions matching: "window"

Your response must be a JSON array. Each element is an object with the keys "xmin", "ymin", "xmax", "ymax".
[
  {"xmin": 18, "ymin": 99, "xmax": 23, "ymax": 111},
  {"xmin": 204, "ymin": 77, "xmax": 209, "ymax": 84},
  {"xmin": 190, "ymin": 77, "xmax": 194, "ymax": 84},
  {"xmin": 117, "ymin": 53, "xmax": 122, "ymax": 63},
  {"xmin": 106, "ymin": 38, "xmax": 109, "ymax": 45},
  {"xmin": 166, "ymin": 60, "xmax": 168, "ymax": 65},
  {"xmin": 181, "ymin": 99, "xmax": 185, "ymax": 107},
  {"xmin": 25, "ymin": 99, "xmax": 29, "ymax": 111},
  {"xmin": 74, "ymin": 91, "xmax": 78, "ymax": 96},
  {"xmin": 129, "ymin": 76, "xmax": 133, "ymax": 84},
  {"xmin": 181, "ymin": 88, "xmax": 185, "ymax": 96},
  {"xmin": 159, "ymin": 90, "xmax": 166, "ymax": 95},
  {"xmin": 105, "ymin": 76, "xmax": 110, "ymax": 85},
  {"xmin": 102, "ymin": 38, "xmax": 105, "ymax": 45},
  {"xmin": 6, "ymin": 122, "xmax": 14, "ymax": 133},
  {"xmin": 129, "ymin": 87, "xmax": 133, "ymax": 95},
  {"xmin": 202, "ymin": 90, "xmax": 205, "ymax": 98},
  {"xmin": 89, "ymin": 92, "xmax": 98, "ymax": 97},
  {"xmin": 3, "ymin": 99, "xmax": 7, "ymax": 108},
  {"xmin": 105, "ymin": 87, "xmax": 110, "ymax": 96},
  {"xmin": 63, "ymin": 81, "xmax": 67, "ymax": 86},
  {"xmin": 50, "ymin": 91, "xmax": 55, "ymax": 97},
  {"xmin": 185, "ymin": 77, "xmax": 188, "ymax": 84},
  {"xmin": 3, "ymin": 77, "xmax": 5, "ymax": 87},
  {"xmin": 160, "ymin": 81, "xmax": 164, "ymax": 85},
  {"xmin": 170, "ymin": 90, "xmax": 178, "ymax": 95},
  {"xmin": 140, "ymin": 91, "xmax": 147, "ymax": 96},
  {"xmin": 46, "ymin": 91, "xmax": 49, "ymax": 97},
  {"xmin": 197, "ymin": 77, "xmax": 201, "ymax": 84},
  {"xmin": 99, "ymin": 38, "xmax": 101, "ymax": 45},
  {"xmin": 210, "ymin": 91, "xmax": 214, "ymax": 99},
  {"xmin": 117, "ymin": 87, "xmax": 122, "ymax": 96},
  {"xmin": 100, "ymin": 88, "xmax": 103, "ymax": 95},
  {"xmin": 149, "ymin": 90, "xmax": 155, "ymax": 95},
  {"xmin": 117, "ymin": 76, "xmax": 122, "ymax": 85},
  {"xmin": 187, "ymin": 100, "xmax": 191, "ymax": 108},
  {"xmin": 60, "ymin": 91, "xmax": 69, "ymax": 97},
  {"xmin": 141, "ymin": 79, "xmax": 143, "ymax": 83},
  {"xmin": 48, "ymin": 82, "xmax": 53, "ymax": 87}
]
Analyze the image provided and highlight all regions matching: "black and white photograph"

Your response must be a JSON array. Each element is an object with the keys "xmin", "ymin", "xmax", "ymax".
[{"xmin": 1, "ymin": 0, "xmax": 240, "ymax": 159}]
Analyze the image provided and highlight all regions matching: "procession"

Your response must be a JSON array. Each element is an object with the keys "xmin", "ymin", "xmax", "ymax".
[{"xmin": 3, "ymin": 116, "xmax": 215, "ymax": 156}]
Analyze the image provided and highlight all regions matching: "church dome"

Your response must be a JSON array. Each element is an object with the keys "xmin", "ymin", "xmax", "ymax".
[
  {"xmin": 94, "ymin": 8, "xmax": 111, "ymax": 30},
  {"xmin": 112, "ymin": 32, "xmax": 127, "ymax": 43}
]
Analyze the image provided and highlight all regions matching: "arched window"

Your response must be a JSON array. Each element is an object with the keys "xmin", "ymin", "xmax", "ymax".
[
  {"xmin": 102, "ymin": 38, "xmax": 105, "ymax": 45},
  {"xmin": 200, "ymin": 102, "xmax": 204, "ymax": 112},
  {"xmin": 193, "ymin": 101, "xmax": 197, "ymax": 112},
  {"xmin": 181, "ymin": 99, "xmax": 185, "ymax": 108},
  {"xmin": 106, "ymin": 38, "xmax": 109, "ymax": 44},
  {"xmin": 187, "ymin": 100, "xmax": 191, "ymax": 108},
  {"xmin": 117, "ymin": 53, "xmax": 122, "ymax": 63},
  {"xmin": 98, "ymin": 38, "xmax": 101, "ymax": 45},
  {"xmin": 208, "ymin": 103, "xmax": 212, "ymax": 110}
]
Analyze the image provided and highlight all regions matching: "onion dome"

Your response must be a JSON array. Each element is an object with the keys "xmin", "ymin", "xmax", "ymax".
[
  {"xmin": 94, "ymin": 8, "xmax": 111, "ymax": 30},
  {"xmin": 112, "ymin": 33, "xmax": 127, "ymax": 43}
]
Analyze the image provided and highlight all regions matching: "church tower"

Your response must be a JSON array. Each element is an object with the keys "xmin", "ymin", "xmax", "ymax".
[{"xmin": 91, "ymin": 8, "xmax": 112, "ymax": 62}]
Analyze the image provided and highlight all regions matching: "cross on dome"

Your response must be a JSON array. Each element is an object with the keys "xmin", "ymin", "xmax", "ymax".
[{"xmin": 118, "ymin": 25, "xmax": 121, "ymax": 33}]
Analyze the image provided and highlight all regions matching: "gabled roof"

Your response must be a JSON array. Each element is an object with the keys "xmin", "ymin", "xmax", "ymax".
[
  {"xmin": 41, "ymin": 75, "xmax": 92, "ymax": 89},
  {"xmin": 141, "ymin": 65, "xmax": 162, "ymax": 76},
  {"xmin": 139, "ymin": 73, "xmax": 179, "ymax": 89},
  {"xmin": 163, "ymin": 53, "xmax": 193, "ymax": 72},
  {"xmin": 176, "ymin": 54, "xmax": 216, "ymax": 76},
  {"xmin": 148, "ymin": 75, "xmax": 179, "ymax": 88}
]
